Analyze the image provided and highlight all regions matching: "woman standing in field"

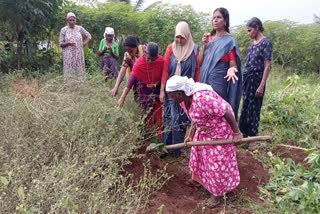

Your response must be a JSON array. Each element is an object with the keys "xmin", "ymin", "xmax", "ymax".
[
  {"xmin": 160, "ymin": 21, "xmax": 200, "ymax": 156},
  {"xmin": 166, "ymin": 75, "xmax": 241, "ymax": 207},
  {"xmin": 59, "ymin": 12, "xmax": 92, "ymax": 82},
  {"xmin": 98, "ymin": 27, "xmax": 119, "ymax": 80},
  {"xmin": 199, "ymin": 7, "xmax": 242, "ymax": 118},
  {"xmin": 117, "ymin": 42, "xmax": 164, "ymax": 140},
  {"xmin": 111, "ymin": 35, "xmax": 146, "ymax": 97},
  {"xmin": 239, "ymin": 17, "xmax": 272, "ymax": 151}
]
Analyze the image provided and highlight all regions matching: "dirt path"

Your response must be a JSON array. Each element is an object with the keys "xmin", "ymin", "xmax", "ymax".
[{"xmin": 125, "ymin": 148, "xmax": 270, "ymax": 214}]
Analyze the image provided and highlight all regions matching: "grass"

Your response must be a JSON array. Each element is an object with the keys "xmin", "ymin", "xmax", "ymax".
[
  {"xmin": 260, "ymin": 66, "xmax": 320, "ymax": 148},
  {"xmin": 0, "ymin": 72, "xmax": 168, "ymax": 213},
  {"xmin": 250, "ymin": 66, "xmax": 320, "ymax": 213},
  {"xmin": 0, "ymin": 66, "xmax": 319, "ymax": 213}
]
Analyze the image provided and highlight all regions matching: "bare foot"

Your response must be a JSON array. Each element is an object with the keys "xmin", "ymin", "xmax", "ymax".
[{"xmin": 205, "ymin": 196, "xmax": 221, "ymax": 208}]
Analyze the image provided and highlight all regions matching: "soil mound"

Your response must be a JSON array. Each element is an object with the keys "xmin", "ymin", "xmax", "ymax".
[{"xmin": 124, "ymin": 148, "xmax": 270, "ymax": 213}]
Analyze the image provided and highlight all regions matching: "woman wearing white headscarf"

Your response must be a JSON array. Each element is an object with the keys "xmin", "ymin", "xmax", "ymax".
[
  {"xmin": 160, "ymin": 21, "xmax": 200, "ymax": 157},
  {"xmin": 98, "ymin": 27, "xmax": 119, "ymax": 80},
  {"xmin": 166, "ymin": 75, "xmax": 242, "ymax": 207},
  {"xmin": 59, "ymin": 12, "xmax": 92, "ymax": 82}
]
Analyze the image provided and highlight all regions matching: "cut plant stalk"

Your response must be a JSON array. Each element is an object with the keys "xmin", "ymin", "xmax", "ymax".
[{"xmin": 146, "ymin": 136, "xmax": 272, "ymax": 153}]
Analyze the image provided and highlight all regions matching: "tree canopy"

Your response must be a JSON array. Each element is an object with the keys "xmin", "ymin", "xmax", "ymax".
[{"xmin": 0, "ymin": 0, "xmax": 319, "ymax": 73}]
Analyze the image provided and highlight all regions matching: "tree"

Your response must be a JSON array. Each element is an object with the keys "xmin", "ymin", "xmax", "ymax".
[{"xmin": 0, "ymin": 0, "xmax": 64, "ymax": 69}]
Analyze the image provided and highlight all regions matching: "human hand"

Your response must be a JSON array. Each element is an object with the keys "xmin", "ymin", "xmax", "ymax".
[
  {"xmin": 159, "ymin": 90, "xmax": 165, "ymax": 103},
  {"xmin": 117, "ymin": 97, "xmax": 125, "ymax": 108},
  {"xmin": 105, "ymin": 45, "xmax": 112, "ymax": 50},
  {"xmin": 255, "ymin": 85, "xmax": 264, "ymax": 97},
  {"xmin": 184, "ymin": 123, "xmax": 196, "ymax": 147},
  {"xmin": 202, "ymin": 33, "xmax": 210, "ymax": 48},
  {"xmin": 184, "ymin": 136, "xmax": 192, "ymax": 148},
  {"xmin": 233, "ymin": 132, "xmax": 243, "ymax": 143},
  {"xmin": 224, "ymin": 67, "xmax": 238, "ymax": 84},
  {"xmin": 68, "ymin": 40, "xmax": 76, "ymax": 46},
  {"xmin": 111, "ymin": 87, "xmax": 118, "ymax": 97}
]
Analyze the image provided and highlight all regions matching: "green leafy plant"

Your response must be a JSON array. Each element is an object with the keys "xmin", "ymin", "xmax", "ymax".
[
  {"xmin": 264, "ymin": 149, "xmax": 320, "ymax": 213},
  {"xmin": 260, "ymin": 73, "xmax": 320, "ymax": 147}
]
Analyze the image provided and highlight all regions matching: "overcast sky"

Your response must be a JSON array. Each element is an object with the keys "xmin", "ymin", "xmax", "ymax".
[{"xmin": 143, "ymin": 0, "xmax": 320, "ymax": 26}]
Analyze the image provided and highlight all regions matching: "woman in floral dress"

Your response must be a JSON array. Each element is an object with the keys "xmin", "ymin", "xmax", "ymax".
[
  {"xmin": 59, "ymin": 12, "xmax": 92, "ymax": 82},
  {"xmin": 166, "ymin": 75, "xmax": 242, "ymax": 207}
]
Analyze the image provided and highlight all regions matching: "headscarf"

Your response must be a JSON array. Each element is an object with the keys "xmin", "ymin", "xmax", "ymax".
[
  {"xmin": 172, "ymin": 22, "xmax": 195, "ymax": 76},
  {"xmin": 104, "ymin": 27, "xmax": 114, "ymax": 37},
  {"xmin": 146, "ymin": 42, "xmax": 158, "ymax": 57},
  {"xmin": 124, "ymin": 35, "xmax": 139, "ymax": 48},
  {"xmin": 66, "ymin": 12, "xmax": 76, "ymax": 20},
  {"xmin": 166, "ymin": 75, "xmax": 213, "ymax": 96}
]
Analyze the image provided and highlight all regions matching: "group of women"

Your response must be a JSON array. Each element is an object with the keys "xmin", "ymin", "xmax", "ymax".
[{"xmin": 59, "ymin": 8, "xmax": 272, "ymax": 207}]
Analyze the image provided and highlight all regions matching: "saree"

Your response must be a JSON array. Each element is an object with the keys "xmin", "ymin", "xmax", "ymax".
[
  {"xmin": 129, "ymin": 56, "xmax": 164, "ymax": 140},
  {"xmin": 200, "ymin": 35, "xmax": 242, "ymax": 118}
]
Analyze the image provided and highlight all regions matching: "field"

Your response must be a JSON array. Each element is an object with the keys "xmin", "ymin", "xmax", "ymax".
[{"xmin": 0, "ymin": 67, "xmax": 319, "ymax": 213}]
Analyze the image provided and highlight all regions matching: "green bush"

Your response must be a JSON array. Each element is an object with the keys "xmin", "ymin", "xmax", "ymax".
[
  {"xmin": 233, "ymin": 21, "xmax": 320, "ymax": 73},
  {"xmin": 260, "ymin": 70, "xmax": 320, "ymax": 147},
  {"xmin": 0, "ymin": 41, "xmax": 17, "ymax": 73},
  {"xmin": 28, "ymin": 48, "xmax": 62, "ymax": 73},
  {"xmin": 84, "ymin": 46, "xmax": 100, "ymax": 74}
]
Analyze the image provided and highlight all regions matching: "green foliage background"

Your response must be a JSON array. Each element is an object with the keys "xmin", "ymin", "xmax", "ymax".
[{"xmin": 1, "ymin": 1, "xmax": 319, "ymax": 74}]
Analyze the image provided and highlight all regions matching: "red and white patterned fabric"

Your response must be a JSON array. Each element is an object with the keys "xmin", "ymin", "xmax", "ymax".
[{"xmin": 183, "ymin": 90, "xmax": 240, "ymax": 196}]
